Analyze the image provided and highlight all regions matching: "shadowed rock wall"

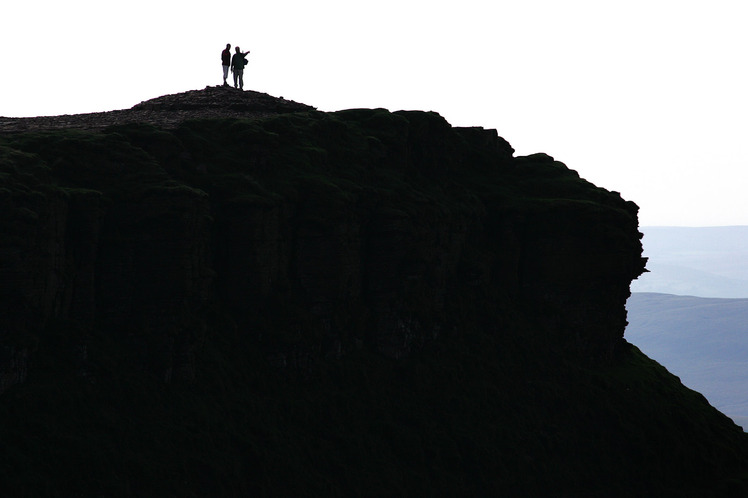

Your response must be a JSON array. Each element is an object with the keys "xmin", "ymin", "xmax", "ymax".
[
  {"xmin": 3, "ymin": 92, "xmax": 748, "ymax": 498},
  {"xmin": 0, "ymin": 105, "xmax": 645, "ymax": 388}
]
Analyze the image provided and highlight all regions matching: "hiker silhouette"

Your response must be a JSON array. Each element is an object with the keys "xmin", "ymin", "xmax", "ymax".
[
  {"xmin": 221, "ymin": 43, "xmax": 231, "ymax": 86},
  {"xmin": 230, "ymin": 47, "xmax": 250, "ymax": 91}
]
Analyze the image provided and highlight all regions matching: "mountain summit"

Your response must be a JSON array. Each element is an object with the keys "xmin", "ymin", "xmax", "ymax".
[
  {"xmin": 0, "ymin": 90, "xmax": 746, "ymax": 495},
  {"xmin": 0, "ymin": 86, "xmax": 314, "ymax": 133}
]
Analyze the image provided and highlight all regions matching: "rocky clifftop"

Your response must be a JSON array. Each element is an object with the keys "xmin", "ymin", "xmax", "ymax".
[
  {"xmin": 0, "ymin": 86, "xmax": 313, "ymax": 133},
  {"xmin": 0, "ymin": 88, "xmax": 745, "ymax": 496}
]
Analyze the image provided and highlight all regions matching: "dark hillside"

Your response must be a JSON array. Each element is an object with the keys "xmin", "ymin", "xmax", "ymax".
[{"xmin": 0, "ymin": 88, "xmax": 746, "ymax": 496}]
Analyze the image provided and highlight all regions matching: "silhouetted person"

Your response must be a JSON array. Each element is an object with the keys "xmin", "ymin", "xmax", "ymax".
[
  {"xmin": 221, "ymin": 44, "xmax": 232, "ymax": 86},
  {"xmin": 231, "ymin": 46, "xmax": 250, "ymax": 90}
]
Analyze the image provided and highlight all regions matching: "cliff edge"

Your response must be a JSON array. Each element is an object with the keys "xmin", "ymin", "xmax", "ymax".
[{"xmin": 0, "ymin": 88, "xmax": 745, "ymax": 496}]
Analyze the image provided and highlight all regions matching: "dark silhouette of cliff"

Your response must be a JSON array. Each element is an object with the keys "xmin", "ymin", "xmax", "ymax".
[{"xmin": 0, "ymin": 87, "xmax": 746, "ymax": 496}]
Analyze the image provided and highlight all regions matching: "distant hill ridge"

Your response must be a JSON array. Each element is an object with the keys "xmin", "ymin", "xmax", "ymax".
[{"xmin": 633, "ymin": 225, "xmax": 748, "ymax": 298}]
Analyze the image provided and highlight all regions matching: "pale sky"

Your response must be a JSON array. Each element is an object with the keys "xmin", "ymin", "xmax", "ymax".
[{"xmin": 3, "ymin": 0, "xmax": 748, "ymax": 227}]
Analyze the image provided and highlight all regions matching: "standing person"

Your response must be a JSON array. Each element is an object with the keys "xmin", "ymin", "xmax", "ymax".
[
  {"xmin": 221, "ymin": 44, "xmax": 232, "ymax": 86},
  {"xmin": 231, "ymin": 46, "xmax": 250, "ymax": 90}
]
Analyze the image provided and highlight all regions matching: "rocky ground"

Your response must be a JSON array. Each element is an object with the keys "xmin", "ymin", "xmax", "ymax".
[{"xmin": 0, "ymin": 86, "xmax": 315, "ymax": 133}]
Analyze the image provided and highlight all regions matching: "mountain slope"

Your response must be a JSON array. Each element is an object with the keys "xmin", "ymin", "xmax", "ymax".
[{"xmin": 0, "ymin": 88, "xmax": 746, "ymax": 496}]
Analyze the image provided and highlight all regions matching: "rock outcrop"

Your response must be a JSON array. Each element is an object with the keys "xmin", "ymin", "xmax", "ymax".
[
  {"xmin": 0, "ymin": 86, "xmax": 314, "ymax": 133},
  {"xmin": 0, "ymin": 96, "xmax": 643, "ymax": 380},
  {"xmin": 0, "ymin": 88, "xmax": 745, "ymax": 496}
]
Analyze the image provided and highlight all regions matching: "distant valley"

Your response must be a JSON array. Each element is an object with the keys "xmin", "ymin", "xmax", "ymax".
[
  {"xmin": 626, "ymin": 292, "xmax": 748, "ymax": 429},
  {"xmin": 627, "ymin": 226, "xmax": 748, "ymax": 429}
]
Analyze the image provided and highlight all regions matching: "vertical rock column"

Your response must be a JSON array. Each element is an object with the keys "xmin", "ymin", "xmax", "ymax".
[{"xmin": 96, "ymin": 186, "xmax": 212, "ymax": 382}]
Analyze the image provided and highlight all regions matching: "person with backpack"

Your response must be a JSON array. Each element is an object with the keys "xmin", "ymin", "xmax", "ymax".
[
  {"xmin": 230, "ymin": 46, "xmax": 251, "ymax": 90},
  {"xmin": 221, "ymin": 43, "xmax": 232, "ymax": 86}
]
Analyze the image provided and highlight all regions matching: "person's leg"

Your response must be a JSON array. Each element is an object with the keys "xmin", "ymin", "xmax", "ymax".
[
  {"xmin": 238, "ymin": 69, "xmax": 244, "ymax": 90},
  {"xmin": 222, "ymin": 65, "xmax": 229, "ymax": 84},
  {"xmin": 233, "ymin": 69, "xmax": 238, "ymax": 88}
]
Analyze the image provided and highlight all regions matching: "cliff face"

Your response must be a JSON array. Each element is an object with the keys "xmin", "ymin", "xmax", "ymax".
[
  {"xmin": 0, "ymin": 98, "xmax": 642, "ymax": 381},
  {"xmin": 0, "ymin": 88, "xmax": 745, "ymax": 496}
]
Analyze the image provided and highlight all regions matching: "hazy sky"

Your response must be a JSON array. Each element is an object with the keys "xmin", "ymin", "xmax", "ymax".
[{"xmin": 3, "ymin": 1, "xmax": 747, "ymax": 227}]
